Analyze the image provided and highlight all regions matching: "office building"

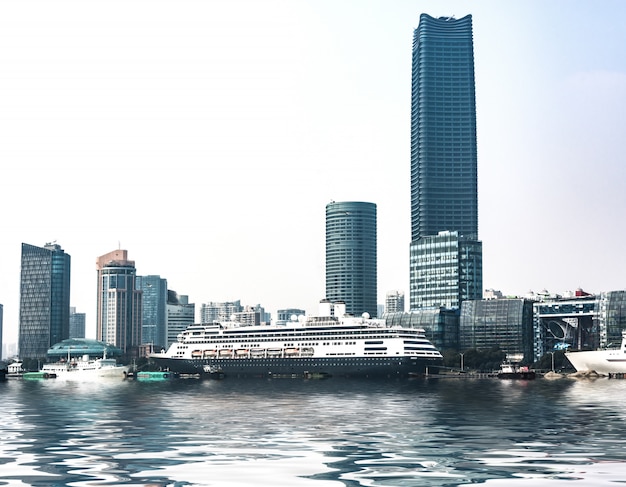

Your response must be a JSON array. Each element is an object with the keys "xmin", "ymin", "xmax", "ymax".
[
  {"xmin": 137, "ymin": 275, "xmax": 168, "ymax": 349},
  {"xmin": 385, "ymin": 291, "xmax": 405, "ymax": 314},
  {"xmin": 200, "ymin": 300, "xmax": 243, "ymax": 324},
  {"xmin": 409, "ymin": 14, "xmax": 482, "ymax": 309},
  {"xmin": 18, "ymin": 242, "xmax": 71, "ymax": 360},
  {"xmin": 69, "ymin": 307, "xmax": 86, "ymax": 338},
  {"xmin": 460, "ymin": 298, "xmax": 534, "ymax": 363},
  {"xmin": 166, "ymin": 291, "xmax": 195, "ymax": 350},
  {"xmin": 325, "ymin": 201, "xmax": 377, "ymax": 317},
  {"xmin": 385, "ymin": 308, "xmax": 459, "ymax": 351},
  {"xmin": 96, "ymin": 249, "xmax": 142, "ymax": 358},
  {"xmin": 410, "ymin": 231, "xmax": 482, "ymax": 309}
]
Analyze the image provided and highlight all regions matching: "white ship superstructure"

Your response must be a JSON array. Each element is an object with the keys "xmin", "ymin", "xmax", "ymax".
[{"xmin": 150, "ymin": 302, "xmax": 443, "ymax": 378}]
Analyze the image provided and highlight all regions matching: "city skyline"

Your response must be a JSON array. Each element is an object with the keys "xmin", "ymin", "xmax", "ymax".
[{"xmin": 2, "ymin": 1, "xmax": 626, "ymax": 344}]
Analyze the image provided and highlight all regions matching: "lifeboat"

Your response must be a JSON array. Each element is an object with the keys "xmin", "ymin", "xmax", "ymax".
[
  {"xmin": 191, "ymin": 350, "xmax": 202, "ymax": 358},
  {"xmin": 203, "ymin": 350, "xmax": 217, "ymax": 358},
  {"xmin": 235, "ymin": 349, "xmax": 249, "ymax": 357},
  {"xmin": 218, "ymin": 349, "xmax": 233, "ymax": 357}
]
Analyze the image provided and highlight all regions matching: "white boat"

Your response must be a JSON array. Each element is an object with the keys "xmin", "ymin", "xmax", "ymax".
[
  {"xmin": 149, "ymin": 300, "xmax": 443, "ymax": 379},
  {"xmin": 41, "ymin": 354, "xmax": 129, "ymax": 381},
  {"xmin": 565, "ymin": 330, "xmax": 626, "ymax": 374}
]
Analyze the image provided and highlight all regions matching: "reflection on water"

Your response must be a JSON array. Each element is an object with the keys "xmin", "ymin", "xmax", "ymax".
[{"xmin": 1, "ymin": 377, "xmax": 626, "ymax": 486}]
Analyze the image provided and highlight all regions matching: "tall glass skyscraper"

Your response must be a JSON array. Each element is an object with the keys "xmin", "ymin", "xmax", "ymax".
[
  {"xmin": 19, "ymin": 242, "xmax": 71, "ymax": 359},
  {"xmin": 325, "ymin": 201, "xmax": 377, "ymax": 317},
  {"xmin": 409, "ymin": 14, "xmax": 482, "ymax": 309}
]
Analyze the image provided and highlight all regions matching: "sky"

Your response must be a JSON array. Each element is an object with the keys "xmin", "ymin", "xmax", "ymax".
[{"xmin": 1, "ymin": 0, "xmax": 626, "ymax": 346}]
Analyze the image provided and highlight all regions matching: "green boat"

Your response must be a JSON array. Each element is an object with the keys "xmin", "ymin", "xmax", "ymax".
[
  {"xmin": 23, "ymin": 371, "xmax": 57, "ymax": 380},
  {"xmin": 135, "ymin": 371, "xmax": 179, "ymax": 381}
]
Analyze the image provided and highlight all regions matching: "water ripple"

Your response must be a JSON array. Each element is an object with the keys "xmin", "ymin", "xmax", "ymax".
[{"xmin": 1, "ymin": 377, "xmax": 626, "ymax": 486}]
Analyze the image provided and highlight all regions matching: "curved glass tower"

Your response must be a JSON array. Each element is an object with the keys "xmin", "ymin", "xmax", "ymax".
[
  {"xmin": 410, "ymin": 14, "xmax": 482, "ymax": 309},
  {"xmin": 326, "ymin": 201, "xmax": 377, "ymax": 317}
]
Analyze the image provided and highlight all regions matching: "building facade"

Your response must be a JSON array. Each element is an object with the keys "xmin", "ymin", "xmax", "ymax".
[
  {"xmin": 200, "ymin": 301, "xmax": 243, "ymax": 324},
  {"xmin": 385, "ymin": 291, "xmax": 405, "ymax": 314},
  {"xmin": 18, "ymin": 242, "xmax": 71, "ymax": 360},
  {"xmin": 166, "ymin": 292, "xmax": 195, "ymax": 350},
  {"xmin": 409, "ymin": 14, "xmax": 482, "ymax": 310},
  {"xmin": 385, "ymin": 308, "xmax": 459, "ymax": 351},
  {"xmin": 410, "ymin": 231, "xmax": 482, "ymax": 309},
  {"xmin": 325, "ymin": 201, "xmax": 377, "ymax": 317},
  {"xmin": 460, "ymin": 298, "xmax": 535, "ymax": 363},
  {"xmin": 137, "ymin": 275, "xmax": 168, "ymax": 350},
  {"xmin": 69, "ymin": 307, "xmax": 86, "ymax": 339},
  {"xmin": 96, "ymin": 249, "xmax": 142, "ymax": 358}
]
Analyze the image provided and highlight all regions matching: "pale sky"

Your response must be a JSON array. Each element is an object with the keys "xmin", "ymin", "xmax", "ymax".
[{"xmin": 1, "ymin": 0, "xmax": 625, "ymax": 345}]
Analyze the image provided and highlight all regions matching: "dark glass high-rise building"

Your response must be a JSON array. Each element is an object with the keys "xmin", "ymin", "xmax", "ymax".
[
  {"xmin": 409, "ymin": 14, "xmax": 482, "ymax": 309},
  {"xmin": 18, "ymin": 242, "xmax": 71, "ymax": 360},
  {"xmin": 137, "ymin": 275, "xmax": 168, "ymax": 349},
  {"xmin": 325, "ymin": 201, "xmax": 377, "ymax": 317}
]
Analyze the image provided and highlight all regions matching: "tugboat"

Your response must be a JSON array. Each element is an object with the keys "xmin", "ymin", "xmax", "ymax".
[{"xmin": 497, "ymin": 362, "xmax": 536, "ymax": 380}]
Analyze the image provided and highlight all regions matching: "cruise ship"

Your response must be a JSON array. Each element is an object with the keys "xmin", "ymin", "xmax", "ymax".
[
  {"xmin": 149, "ymin": 301, "xmax": 443, "ymax": 379},
  {"xmin": 565, "ymin": 330, "xmax": 626, "ymax": 374}
]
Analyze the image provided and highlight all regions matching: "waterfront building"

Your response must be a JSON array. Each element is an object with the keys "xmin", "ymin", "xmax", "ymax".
[
  {"xmin": 200, "ymin": 300, "xmax": 243, "ymax": 324},
  {"xmin": 137, "ymin": 275, "xmax": 168, "ymax": 350},
  {"xmin": 325, "ymin": 201, "xmax": 377, "ymax": 317},
  {"xmin": 96, "ymin": 249, "xmax": 142, "ymax": 358},
  {"xmin": 166, "ymin": 292, "xmax": 195, "ymax": 350},
  {"xmin": 596, "ymin": 291, "xmax": 626, "ymax": 349},
  {"xmin": 18, "ymin": 242, "xmax": 71, "ymax": 360},
  {"xmin": 532, "ymin": 293, "xmax": 596, "ymax": 361},
  {"xmin": 69, "ymin": 307, "xmax": 86, "ymax": 339},
  {"xmin": 232, "ymin": 305, "xmax": 262, "ymax": 326},
  {"xmin": 532, "ymin": 290, "xmax": 626, "ymax": 361},
  {"xmin": 385, "ymin": 308, "xmax": 459, "ymax": 351},
  {"xmin": 385, "ymin": 291, "xmax": 405, "ymax": 314},
  {"xmin": 276, "ymin": 308, "xmax": 306, "ymax": 325},
  {"xmin": 409, "ymin": 14, "xmax": 482, "ymax": 310},
  {"xmin": 460, "ymin": 298, "xmax": 534, "ymax": 363}
]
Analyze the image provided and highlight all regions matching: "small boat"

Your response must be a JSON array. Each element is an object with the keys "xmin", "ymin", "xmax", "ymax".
[
  {"xmin": 23, "ymin": 371, "xmax": 57, "ymax": 380},
  {"xmin": 497, "ymin": 363, "xmax": 536, "ymax": 380},
  {"xmin": 136, "ymin": 371, "xmax": 179, "ymax": 381},
  {"xmin": 203, "ymin": 365, "xmax": 225, "ymax": 379},
  {"xmin": 6, "ymin": 362, "xmax": 25, "ymax": 379}
]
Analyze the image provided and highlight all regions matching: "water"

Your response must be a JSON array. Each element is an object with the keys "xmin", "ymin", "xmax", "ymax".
[{"xmin": 2, "ymin": 376, "xmax": 626, "ymax": 486}]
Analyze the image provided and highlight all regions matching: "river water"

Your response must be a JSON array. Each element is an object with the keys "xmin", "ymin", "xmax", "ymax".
[{"xmin": 1, "ymin": 376, "xmax": 626, "ymax": 486}]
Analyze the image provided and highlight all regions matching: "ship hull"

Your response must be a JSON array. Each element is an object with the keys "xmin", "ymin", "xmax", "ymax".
[
  {"xmin": 565, "ymin": 350, "xmax": 626, "ymax": 374},
  {"xmin": 150, "ymin": 355, "xmax": 442, "ymax": 379}
]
